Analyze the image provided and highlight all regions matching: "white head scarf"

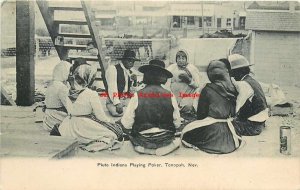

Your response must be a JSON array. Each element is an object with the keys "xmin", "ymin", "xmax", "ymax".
[
  {"xmin": 52, "ymin": 61, "xmax": 71, "ymax": 82},
  {"xmin": 176, "ymin": 49, "xmax": 189, "ymax": 63},
  {"xmin": 175, "ymin": 49, "xmax": 190, "ymax": 69}
]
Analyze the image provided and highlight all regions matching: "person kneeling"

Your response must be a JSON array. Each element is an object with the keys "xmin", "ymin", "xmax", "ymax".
[
  {"xmin": 120, "ymin": 59, "xmax": 181, "ymax": 156},
  {"xmin": 43, "ymin": 61, "xmax": 70, "ymax": 132}
]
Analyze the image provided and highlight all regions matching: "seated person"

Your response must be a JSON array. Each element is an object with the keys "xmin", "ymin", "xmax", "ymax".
[
  {"xmin": 86, "ymin": 41, "xmax": 98, "ymax": 57},
  {"xmin": 43, "ymin": 61, "xmax": 70, "ymax": 131},
  {"xmin": 68, "ymin": 57, "xmax": 95, "ymax": 89},
  {"xmin": 228, "ymin": 54, "xmax": 269, "ymax": 136},
  {"xmin": 105, "ymin": 49, "xmax": 139, "ymax": 117},
  {"xmin": 58, "ymin": 58, "xmax": 123, "ymax": 152},
  {"xmin": 121, "ymin": 59, "xmax": 181, "ymax": 156},
  {"xmin": 85, "ymin": 41, "xmax": 104, "ymax": 91},
  {"xmin": 181, "ymin": 60, "xmax": 242, "ymax": 154},
  {"xmin": 167, "ymin": 50, "xmax": 202, "ymax": 116}
]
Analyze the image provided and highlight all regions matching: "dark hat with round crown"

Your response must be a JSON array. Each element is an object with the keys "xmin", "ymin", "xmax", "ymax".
[{"xmin": 139, "ymin": 59, "xmax": 173, "ymax": 78}]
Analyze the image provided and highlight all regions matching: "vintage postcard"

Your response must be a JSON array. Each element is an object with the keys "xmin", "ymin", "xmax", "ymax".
[{"xmin": 1, "ymin": 0, "xmax": 300, "ymax": 189}]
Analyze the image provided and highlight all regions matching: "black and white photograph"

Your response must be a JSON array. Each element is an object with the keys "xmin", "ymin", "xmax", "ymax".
[{"xmin": 1, "ymin": 0, "xmax": 300, "ymax": 189}]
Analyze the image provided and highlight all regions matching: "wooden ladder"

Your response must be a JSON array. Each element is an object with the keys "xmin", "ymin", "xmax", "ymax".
[{"xmin": 36, "ymin": 0, "xmax": 108, "ymax": 90}]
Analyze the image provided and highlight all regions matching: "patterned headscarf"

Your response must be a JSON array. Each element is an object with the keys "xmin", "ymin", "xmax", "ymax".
[
  {"xmin": 73, "ymin": 64, "xmax": 97, "ymax": 88},
  {"xmin": 68, "ymin": 60, "xmax": 97, "ymax": 102}
]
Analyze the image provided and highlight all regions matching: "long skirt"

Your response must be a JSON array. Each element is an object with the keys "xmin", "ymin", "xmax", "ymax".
[
  {"xmin": 43, "ymin": 109, "xmax": 67, "ymax": 131},
  {"xmin": 59, "ymin": 116, "xmax": 123, "ymax": 152},
  {"xmin": 181, "ymin": 117, "xmax": 242, "ymax": 154}
]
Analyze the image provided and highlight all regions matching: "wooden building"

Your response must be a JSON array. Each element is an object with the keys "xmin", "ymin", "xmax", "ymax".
[{"xmin": 246, "ymin": 1, "xmax": 300, "ymax": 85}]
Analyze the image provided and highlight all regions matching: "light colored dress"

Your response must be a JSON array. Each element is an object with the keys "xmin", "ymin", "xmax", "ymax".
[
  {"xmin": 59, "ymin": 88, "xmax": 122, "ymax": 151},
  {"xmin": 167, "ymin": 63, "xmax": 202, "ymax": 112},
  {"xmin": 43, "ymin": 61, "xmax": 70, "ymax": 131},
  {"xmin": 43, "ymin": 81, "xmax": 69, "ymax": 131}
]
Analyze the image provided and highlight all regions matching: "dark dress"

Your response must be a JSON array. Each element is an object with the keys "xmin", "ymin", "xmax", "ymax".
[{"xmin": 181, "ymin": 83, "xmax": 241, "ymax": 154}]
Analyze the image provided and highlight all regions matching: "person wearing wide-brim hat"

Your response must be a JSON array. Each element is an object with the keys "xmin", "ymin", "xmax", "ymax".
[
  {"xmin": 228, "ymin": 54, "xmax": 268, "ymax": 136},
  {"xmin": 120, "ymin": 59, "xmax": 182, "ymax": 156},
  {"xmin": 105, "ymin": 49, "xmax": 140, "ymax": 117},
  {"xmin": 116, "ymin": 49, "xmax": 141, "ymax": 62}
]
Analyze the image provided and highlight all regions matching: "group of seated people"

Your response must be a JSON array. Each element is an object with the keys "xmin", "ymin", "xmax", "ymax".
[{"xmin": 42, "ymin": 48, "xmax": 269, "ymax": 155}]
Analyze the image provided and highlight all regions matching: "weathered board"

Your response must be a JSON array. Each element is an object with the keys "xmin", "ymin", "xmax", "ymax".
[{"xmin": 1, "ymin": 106, "xmax": 78, "ymax": 159}]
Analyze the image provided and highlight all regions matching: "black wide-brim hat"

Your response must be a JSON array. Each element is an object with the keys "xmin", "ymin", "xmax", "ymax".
[
  {"xmin": 139, "ymin": 59, "xmax": 173, "ymax": 78},
  {"xmin": 117, "ymin": 49, "xmax": 141, "ymax": 61}
]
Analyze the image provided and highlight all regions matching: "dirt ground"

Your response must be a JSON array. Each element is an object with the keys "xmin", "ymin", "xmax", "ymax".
[{"xmin": 1, "ymin": 55, "xmax": 300, "ymax": 158}]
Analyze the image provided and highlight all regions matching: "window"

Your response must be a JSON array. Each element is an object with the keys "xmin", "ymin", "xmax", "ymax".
[
  {"xmin": 233, "ymin": 18, "xmax": 236, "ymax": 28},
  {"xmin": 173, "ymin": 16, "xmax": 181, "ymax": 28},
  {"xmin": 204, "ymin": 17, "xmax": 212, "ymax": 27},
  {"xmin": 199, "ymin": 17, "xmax": 202, "ymax": 27},
  {"xmin": 226, "ymin": 18, "xmax": 231, "ymax": 26},
  {"xmin": 217, "ymin": 18, "xmax": 222, "ymax": 28},
  {"xmin": 187, "ymin": 16, "xmax": 195, "ymax": 25},
  {"xmin": 240, "ymin": 17, "xmax": 245, "ymax": 27},
  {"xmin": 238, "ymin": 17, "xmax": 246, "ymax": 30}
]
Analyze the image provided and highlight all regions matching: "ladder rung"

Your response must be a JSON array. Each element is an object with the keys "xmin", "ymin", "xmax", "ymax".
[
  {"xmin": 49, "ymin": 7, "xmax": 83, "ymax": 11},
  {"xmin": 56, "ymin": 44, "xmax": 87, "ymax": 50},
  {"xmin": 48, "ymin": 1, "xmax": 82, "ymax": 8},
  {"xmin": 58, "ymin": 33, "xmax": 91, "ymax": 38},
  {"xmin": 94, "ymin": 78, "xmax": 103, "ymax": 81},
  {"xmin": 97, "ymin": 68, "xmax": 102, "ymax": 72},
  {"xmin": 54, "ymin": 20, "xmax": 87, "ymax": 25},
  {"xmin": 68, "ymin": 55, "xmax": 98, "ymax": 61}
]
